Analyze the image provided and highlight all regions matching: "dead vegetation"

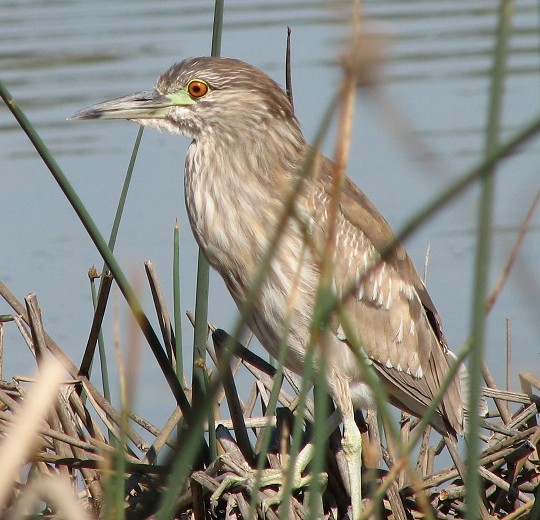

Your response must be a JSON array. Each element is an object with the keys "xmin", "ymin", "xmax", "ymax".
[{"xmin": 0, "ymin": 277, "xmax": 538, "ymax": 519}]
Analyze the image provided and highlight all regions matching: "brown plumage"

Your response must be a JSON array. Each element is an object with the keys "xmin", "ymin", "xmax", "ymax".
[{"xmin": 72, "ymin": 56, "xmax": 473, "ymax": 515}]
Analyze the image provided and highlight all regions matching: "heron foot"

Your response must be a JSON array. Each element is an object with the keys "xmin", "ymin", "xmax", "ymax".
[
  {"xmin": 209, "ymin": 468, "xmax": 281, "ymax": 513},
  {"xmin": 209, "ymin": 445, "xmax": 328, "ymax": 515},
  {"xmin": 260, "ymin": 470, "xmax": 328, "ymax": 512}
]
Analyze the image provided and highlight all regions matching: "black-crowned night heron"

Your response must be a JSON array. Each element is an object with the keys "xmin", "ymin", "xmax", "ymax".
[{"xmin": 72, "ymin": 57, "xmax": 473, "ymax": 517}]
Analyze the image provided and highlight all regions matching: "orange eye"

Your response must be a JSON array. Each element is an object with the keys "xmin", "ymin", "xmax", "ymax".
[{"xmin": 187, "ymin": 80, "xmax": 209, "ymax": 98}]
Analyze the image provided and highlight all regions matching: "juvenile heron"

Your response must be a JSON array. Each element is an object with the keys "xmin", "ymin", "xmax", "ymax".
[{"xmin": 72, "ymin": 57, "xmax": 471, "ymax": 516}]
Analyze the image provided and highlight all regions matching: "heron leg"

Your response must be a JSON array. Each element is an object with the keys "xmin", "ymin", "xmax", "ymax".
[
  {"xmin": 342, "ymin": 414, "xmax": 363, "ymax": 519},
  {"xmin": 333, "ymin": 376, "xmax": 363, "ymax": 519}
]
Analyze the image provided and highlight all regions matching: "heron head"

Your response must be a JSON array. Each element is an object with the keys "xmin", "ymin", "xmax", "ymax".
[{"xmin": 70, "ymin": 57, "xmax": 300, "ymax": 142}]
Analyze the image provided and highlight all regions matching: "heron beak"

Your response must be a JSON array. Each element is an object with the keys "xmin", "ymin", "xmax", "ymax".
[{"xmin": 69, "ymin": 89, "xmax": 193, "ymax": 121}]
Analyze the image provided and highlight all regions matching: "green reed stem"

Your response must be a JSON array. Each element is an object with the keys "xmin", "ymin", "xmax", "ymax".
[
  {"xmin": 211, "ymin": 0, "xmax": 224, "ymax": 57},
  {"xmin": 466, "ymin": 1, "xmax": 514, "ymax": 517},
  {"xmin": 173, "ymin": 220, "xmax": 184, "ymax": 384},
  {"xmin": 0, "ymin": 80, "xmax": 196, "ymax": 431},
  {"xmin": 90, "ymin": 279, "xmax": 111, "ymax": 403},
  {"xmin": 189, "ymin": 0, "xmax": 224, "ymax": 469},
  {"xmin": 306, "ymin": 348, "xmax": 329, "ymax": 520},
  {"xmin": 191, "ymin": 250, "xmax": 209, "ymax": 447},
  {"xmin": 109, "ymin": 126, "xmax": 144, "ymax": 253},
  {"xmin": 279, "ymin": 335, "xmax": 318, "ymax": 520},
  {"xmin": 156, "ymin": 9, "xmax": 228, "ymax": 514},
  {"xmin": 91, "ymin": 126, "xmax": 144, "ymax": 389},
  {"xmin": 246, "ymin": 333, "xmax": 287, "ymax": 518}
]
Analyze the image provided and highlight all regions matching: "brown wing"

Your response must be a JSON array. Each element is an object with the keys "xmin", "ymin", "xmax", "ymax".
[{"xmin": 313, "ymin": 155, "xmax": 463, "ymax": 434}]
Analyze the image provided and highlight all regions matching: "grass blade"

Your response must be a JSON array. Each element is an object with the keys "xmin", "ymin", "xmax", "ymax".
[{"xmin": 466, "ymin": 2, "xmax": 514, "ymax": 517}]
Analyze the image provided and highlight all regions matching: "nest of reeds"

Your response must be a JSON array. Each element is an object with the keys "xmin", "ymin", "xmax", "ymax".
[{"xmin": 0, "ymin": 277, "xmax": 538, "ymax": 520}]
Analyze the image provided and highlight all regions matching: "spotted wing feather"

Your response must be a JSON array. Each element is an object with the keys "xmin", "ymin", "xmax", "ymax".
[{"xmin": 315, "ymin": 156, "xmax": 464, "ymax": 434}]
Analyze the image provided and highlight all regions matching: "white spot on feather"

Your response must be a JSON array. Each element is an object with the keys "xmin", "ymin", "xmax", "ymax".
[
  {"xmin": 402, "ymin": 283, "xmax": 415, "ymax": 300},
  {"xmin": 385, "ymin": 278, "xmax": 393, "ymax": 309},
  {"xmin": 362, "ymin": 251, "xmax": 369, "ymax": 267},
  {"xmin": 371, "ymin": 280, "xmax": 379, "ymax": 302},
  {"xmin": 337, "ymin": 325, "xmax": 346, "ymax": 341},
  {"xmin": 395, "ymin": 318, "xmax": 404, "ymax": 343},
  {"xmin": 377, "ymin": 265, "xmax": 385, "ymax": 287}
]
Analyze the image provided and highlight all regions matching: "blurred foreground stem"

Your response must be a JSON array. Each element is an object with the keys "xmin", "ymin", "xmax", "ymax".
[{"xmin": 466, "ymin": 1, "xmax": 514, "ymax": 517}]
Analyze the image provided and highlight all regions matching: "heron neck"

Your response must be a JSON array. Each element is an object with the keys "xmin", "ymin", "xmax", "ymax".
[{"xmin": 184, "ymin": 128, "xmax": 305, "ymax": 284}]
